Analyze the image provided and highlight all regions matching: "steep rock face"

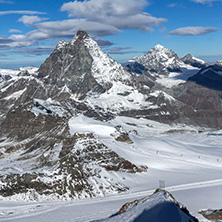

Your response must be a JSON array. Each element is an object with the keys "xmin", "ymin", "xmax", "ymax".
[
  {"xmin": 38, "ymin": 30, "xmax": 103, "ymax": 95},
  {"xmin": 181, "ymin": 54, "xmax": 208, "ymax": 69},
  {"xmin": 0, "ymin": 31, "xmax": 145, "ymax": 200},
  {"xmin": 0, "ymin": 76, "xmax": 46, "ymax": 123},
  {"xmin": 132, "ymin": 44, "xmax": 184, "ymax": 73},
  {"xmin": 38, "ymin": 30, "xmax": 132, "ymax": 96},
  {"xmin": 0, "ymin": 111, "xmax": 144, "ymax": 200}
]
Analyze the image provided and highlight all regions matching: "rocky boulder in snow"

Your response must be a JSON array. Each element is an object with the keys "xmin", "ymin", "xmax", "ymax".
[{"xmin": 199, "ymin": 209, "xmax": 222, "ymax": 221}]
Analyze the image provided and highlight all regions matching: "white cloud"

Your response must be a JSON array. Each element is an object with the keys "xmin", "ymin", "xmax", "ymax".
[
  {"xmin": 18, "ymin": 15, "xmax": 48, "ymax": 26},
  {"xmin": 60, "ymin": 0, "xmax": 166, "ymax": 32},
  {"xmin": 108, "ymin": 47, "xmax": 145, "ymax": 55},
  {"xmin": 0, "ymin": 0, "xmax": 167, "ymax": 56},
  {"xmin": 9, "ymin": 29, "xmax": 22, "ymax": 33},
  {"xmin": 30, "ymin": 19, "xmax": 121, "ymax": 39},
  {"xmin": 0, "ymin": 35, "xmax": 36, "ymax": 49},
  {"xmin": 169, "ymin": 26, "xmax": 219, "ymax": 36},
  {"xmin": 61, "ymin": 0, "xmax": 149, "ymax": 17},
  {"xmin": 0, "ymin": 10, "xmax": 46, "ymax": 16},
  {"xmin": 191, "ymin": 0, "xmax": 222, "ymax": 3}
]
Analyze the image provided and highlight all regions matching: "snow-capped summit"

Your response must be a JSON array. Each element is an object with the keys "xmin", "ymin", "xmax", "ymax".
[
  {"xmin": 132, "ymin": 44, "xmax": 184, "ymax": 73},
  {"xmin": 181, "ymin": 54, "xmax": 208, "ymax": 69},
  {"xmin": 153, "ymin": 44, "xmax": 165, "ymax": 50}
]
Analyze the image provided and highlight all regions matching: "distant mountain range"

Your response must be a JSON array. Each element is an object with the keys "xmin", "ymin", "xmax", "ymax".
[{"xmin": 0, "ymin": 30, "xmax": 222, "ymax": 201}]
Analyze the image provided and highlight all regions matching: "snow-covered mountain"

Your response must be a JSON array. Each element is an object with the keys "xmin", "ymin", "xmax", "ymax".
[
  {"xmin": 131, "ymin": 44, "xmax": 184, "ymax": 73},
  {"xmin": 0, "ymin": 30, "xmax": 222, "ymax": 204},
  {"xmin": 181, "ymin": 53, "xmax": 208, "ymax": 69}
]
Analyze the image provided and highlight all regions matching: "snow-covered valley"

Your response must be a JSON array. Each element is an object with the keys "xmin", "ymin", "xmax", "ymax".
[{"xmin": 0, "ymin": 115, "xmax": 221, "ymax": 221}]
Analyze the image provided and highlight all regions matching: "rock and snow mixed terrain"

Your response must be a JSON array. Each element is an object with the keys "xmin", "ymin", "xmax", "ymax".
[{"xmin": 0, "ymin": 30, "xmax": 222, "ymax": 221}]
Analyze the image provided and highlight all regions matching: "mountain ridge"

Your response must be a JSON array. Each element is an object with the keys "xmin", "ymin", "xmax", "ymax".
[{"xmin": 0, "ymin": 30, "xmax": 222, "ymax": 202}]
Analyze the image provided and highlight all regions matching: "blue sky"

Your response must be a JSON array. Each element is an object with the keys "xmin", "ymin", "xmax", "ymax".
[{"xmin": 0, "ymin": 0, "xmax": 221, "ymax": 68}]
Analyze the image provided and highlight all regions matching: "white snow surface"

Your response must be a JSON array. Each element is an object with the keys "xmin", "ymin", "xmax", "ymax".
[
  {"xmin": 100, "ymin": 190, "xmax": 196, "ymax": 222},
  {"xmin": 83, "ymin": 36, "xmax": 132, "ymax": 86},
  {"xmin": 0, "ymin": 67, "xmax": 38, "ymax": 78},
  {"xmin": 0, "ymin": 116, "xmax": 222, "ymax": 221},
  {"xmin": 156, "ymin": 64, "xmax": 200, "ymax": 88},
  {"xmin": 191, "ymin": 55, "xmax": 205, "ymax": 64},
  {"xmin": 84, "ymin": 82, "xmax": 151, "ymax": 112}
]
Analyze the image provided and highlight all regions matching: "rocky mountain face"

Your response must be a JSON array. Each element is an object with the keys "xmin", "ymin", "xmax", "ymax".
[
  {"xmin": 0, "ymin": 30, "xmax": 222, "ymax": 200},
  {"xmin": 0, "ymin": 30, "xmax": 146, "ymax": 200},
  {"xmin": 38, "ymin": 30, "xmax": 132, "ymax": 97},
  {"xmin": 188, "ymin": 62, "xmax": 222, "ymax": 90}
]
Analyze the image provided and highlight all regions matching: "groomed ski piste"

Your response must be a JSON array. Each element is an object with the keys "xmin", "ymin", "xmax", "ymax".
[{"xmin": 0, "ymin": 115, "xmax": 221, "ymax": 222}]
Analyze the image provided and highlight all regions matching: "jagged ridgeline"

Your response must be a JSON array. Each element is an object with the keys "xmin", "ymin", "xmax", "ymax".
[
  {"xmin": 0, "ymin": 30, "xmax": 222, "ymax": 200},
  {"xmin": 0, "ymin": 30, "xmax": 146, "ymax": 201}
]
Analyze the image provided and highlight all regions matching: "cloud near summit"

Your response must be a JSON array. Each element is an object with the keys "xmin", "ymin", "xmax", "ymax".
[{"xmin": 0, "ymin": 0, "xmax": 167, "ymax": 56}]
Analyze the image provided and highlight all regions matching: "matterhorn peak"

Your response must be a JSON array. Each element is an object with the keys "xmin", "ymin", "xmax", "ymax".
[
  {"xmin": 75, "ymin": 30, "xmax": 89, "ymax": 40},
  {"xmin": 71, "ymin": 29, "xmax": 90, "ymax": 44}
]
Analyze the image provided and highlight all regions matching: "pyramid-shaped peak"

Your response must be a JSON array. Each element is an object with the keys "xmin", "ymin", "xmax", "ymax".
[
  {"xmin": 153, "ymin": 44, "xmax": 165, "ymax": 50},
  {"xmin": 71, "ymin": 30, "xmax": 90, "ymax": 43},
  {"xmin": 184, "ymin": 53, "xmax": 192, "ymax": 58},
  {"xmin": 76, "ymin": 30, "xmax": 89, "ymax": 39}
]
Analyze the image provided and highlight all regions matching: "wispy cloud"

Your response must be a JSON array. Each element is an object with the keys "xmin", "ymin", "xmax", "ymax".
[
  {"xmin": 9, "ymin": 29, "xmax": 22, "ymax": 33},
  {"xmin": 191, "ymin": 0, "xmax": 222, "ymax": 3},
  {"xmin": 167, "ymin": 3, "xmax": 177, "ymax": 7},
  {"xmin": 0, "ymin": 0, "xmax": 14, "ymax": 4},
  {"xmin": 0, "ymin": 10, "xmax": 46, "ymax": 16},
  {"xmin": 108, "ymin": 47, "xmax": 145, "ymax": 55},
  {"xmin": 18, "ymin": 15, "xmax": 48, "ymax": 26},
  {"xmin": 0, "ymin": 0, "xmax": 167, "ymax": 56},
  {"xmin": 0, "ymin": 36, "xmax": 14, "ymax": 44},
  {"xmin": 13, "ymin": 46, "xmax": 54, "ymax": 55},
  {"xmin": 95, "ymin": 39, "xmax": 114, "ymax": 47},
  {"xmin": 29, "ymin": 19, "xmax": 122, "ymax": 39},
  {"xmin": 0, "ymin": 34, "xmax": 36, "ymax": 49},
  {"xmin": 169, "ymin": 26, "xmax": 219, "ymax": 36}
]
